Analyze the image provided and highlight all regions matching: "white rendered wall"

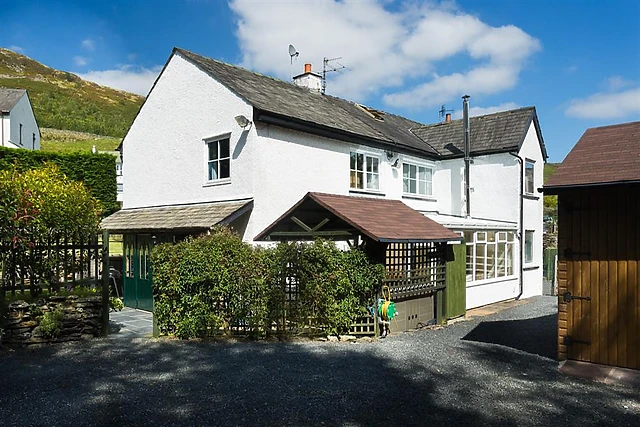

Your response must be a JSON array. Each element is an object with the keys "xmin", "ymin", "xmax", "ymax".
[
  {"xmin": 1, "ymin": 114, "xmax": 9, "ymax": 147},
  {"xmin": 4, "ymin": 95, "xmax": 39, "ymax": 150},
  {"xmin": 519, "ymin": 122, "xmax": 545, "ymax": 298},
  {"xmin": 122, "ymin": 52, "xmax": 256, "ymax": 239}
]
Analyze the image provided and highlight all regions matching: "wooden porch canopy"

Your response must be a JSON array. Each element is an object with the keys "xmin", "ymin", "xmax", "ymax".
[
  {"xmin": 255, "ymin": 192, "xmax": 461, "ymax": 243},
  {"xmin": 101, "ymin": 200, "xmax": 253, "ymax": 234}
]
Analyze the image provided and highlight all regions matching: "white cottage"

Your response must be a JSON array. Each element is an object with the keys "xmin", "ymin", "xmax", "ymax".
[
  {"xmin": 0, "ymin": 88, "xmax": 40, "ymax": 150},
  {"xmin": 103, "ymin": 48, "xmax": 547, "ymax": 315}
]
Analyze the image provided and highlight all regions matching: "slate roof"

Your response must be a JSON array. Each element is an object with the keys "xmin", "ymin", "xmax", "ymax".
[
  {"xmin": 255, "ymin": 192, "xmax": 462, "ymax": 243},
  {"xmin": 0, "ymin": 88, "xmax": 26, "ymax": 113},
  {"xmin": 101, "ymin": 200, "xmax": 252, "ymax": 233},
  {"xmin": 175, "ymin": 48, "xmax": 439, "ymax": 156},
  {"xmin": 545, "ymin": 121, "xmax": 640, "ymax": 189},
  {"xmin": 174, "ymin": 48, "xmax": 543, "ymax": 160},
  {"xmin": 411, "ymin": 107, "xmax": 545, "ymax": 158}
]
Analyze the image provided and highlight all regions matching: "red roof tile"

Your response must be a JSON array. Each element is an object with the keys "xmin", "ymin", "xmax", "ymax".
[
  {"xmin": 255, "ymin": 192, "xmax": 461, "ymax": 243},
  {"xmin": 546, "ymin": 121, "xmax": 640, "ymax": 188}
]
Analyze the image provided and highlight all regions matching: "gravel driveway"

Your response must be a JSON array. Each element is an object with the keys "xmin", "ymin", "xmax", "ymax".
[{"xmin": 1, "ymin": 296, "xmax": 638, "ymax": 426}]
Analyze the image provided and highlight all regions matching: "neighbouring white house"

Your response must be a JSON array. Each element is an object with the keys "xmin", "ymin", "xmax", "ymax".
[
  {"xmin": 0, "ymin": 88, "xmax": 40, "ymax": 150},
  {"xmin": 103, "ymin": 48, "xmax": 546, "ymax": 316}
]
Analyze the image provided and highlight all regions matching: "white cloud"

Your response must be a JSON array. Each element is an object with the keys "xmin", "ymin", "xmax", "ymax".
[
  {"xmin": 82, "ymin": 38, "xmax": 96, "ymax": 51},
  {"xmin": 78, "ymin": 65, "xmax": 161, "ymax": 96},
  {"xmin": 453, "ymin": 102, "xmax": 521, "ymax": 119},
  {"xmin": 565, "ymin": 87, "xmax": 640, "ymax": 119},
  {"xmin": 229, "ymin": 0, "xmax": 540, "ymax": 109},
  {"xmin": 8, "ymin": 45, "xmax": 24, "ymax": 53},
  {"xmin": 603, "ymin": 75, "xmax": 634, "ymax": 91},
  {"xmin": 73, "ymin": 56, "xmax": 89, "ymax": 66}
]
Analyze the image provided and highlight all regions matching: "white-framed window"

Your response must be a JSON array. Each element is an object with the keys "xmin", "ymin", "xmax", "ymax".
[
  {"xmin": 116, "ymin": 163, "xmax": 123, "ymax": 176},
  {"xmin": 350, "ymin": 151, "xmax": 379, "ymax": 191},
  {"xmin": 525, "ymin": 160, "xmax": 535, "ymax": 194},
  {"xmin": 117, "ymin": 183, "xmax": 123, "ymax": 193},
  {"xmin": 206, "ymin": 136, "xmax": 231, "ymax": 182},
  {"xmin": 463, "ymin": 230, "xmax": 516, "ymax": 283},
  {"xmin": 525, "ymin": 230, "xmax": 534, "ymax": 264},
  {"xmin": 403, "ymin": 163, "xmax": 433, "ymax": 196}
]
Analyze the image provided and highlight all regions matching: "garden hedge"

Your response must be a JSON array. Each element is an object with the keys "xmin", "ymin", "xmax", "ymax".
[
  {"xmin": 0, "ymin": 146, "xmax": 118, "ymax": 216},
  {"xmin": 152, "ymin": 228, "xmax": 386, "ymax": 339}
]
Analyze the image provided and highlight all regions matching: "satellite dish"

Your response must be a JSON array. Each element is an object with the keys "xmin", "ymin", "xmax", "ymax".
[{"xmin": 288, "ymin": 44, "xmax": 299, "ymax": 58}]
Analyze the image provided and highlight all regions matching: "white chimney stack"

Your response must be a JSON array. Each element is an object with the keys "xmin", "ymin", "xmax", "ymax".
[{"xmin": 293, "ymin": 63, "xmax": 322, "ymax": 93}]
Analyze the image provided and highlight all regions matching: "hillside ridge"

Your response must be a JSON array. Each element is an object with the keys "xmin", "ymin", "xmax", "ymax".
[{"xmin": 0, "ymin": 48, "xmax": 144, "ymax": 138}]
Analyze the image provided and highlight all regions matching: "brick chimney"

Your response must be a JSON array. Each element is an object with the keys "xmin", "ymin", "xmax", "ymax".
[
  {"xmin": 445, "ymin": 113, "xmax": 451, "ymax": 123},
  {"xmin": 293, "ymin": 63, "xmax": 322, "ymax": 93}
]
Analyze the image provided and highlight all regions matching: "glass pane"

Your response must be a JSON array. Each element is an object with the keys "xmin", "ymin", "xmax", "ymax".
[
  {"xmin": 409, "ymin": 179, "xmax": 416, "ymax": 194},
  {"xmin": 487, "ymin": 243, "xmax": 496, "ymax": 279},
  {"xmin": 220, "ymin": 139, "xmax": 230, "ymax": 158},
  {"xmin": 418, "ymin": 166, "xmax": 426, "ymax": 181},
  {"xmin": 350, "ymin": 171, "xmax": 358, "ymax": 188},
  {"xmin": 208, "ymin": 161, "xmax": 218, "ymax": 180},
  {"xmin": 410, "ymin": 164, "xmax": 417, "ymax": 179},
  {"xmin": 463, "ymin": 231, "xmax": 473, "ymax": 243},
  {"xmin": 525, "ymin": 231, "xmax": 534, "ymax": 263},
  {"xmin": 367, "ymin": 172, "xmax": 379, "ymax": 190},
  {"xmin": 507, "ymin": 243, "xmax": 514, "ymax": 275},
  {"xmin": 403, "ymin": 177, "xmax": 410, "ymax": 193},
  {"xmin": 403, "ymin": 163, "xmax": 409, "ymax": 179},
  {"xmin": 475, "ymin": 244, "xmax": 485, "ymax": 280},
  {"xmin": 497, "ymin": 232, "xmax": 507, "ymax": 242},
  {"xmin": 418, "ymin": 180, "xmax": 426, "ymax": 195},
  {"xmin": 208, "ymin": 142, "xmax": 218, "ymax": 160},
  {"xmin": 476, "ymin": 231, "xmax": 486, "ymax": 242},
  {"xmin": 497, "ymin": 243, "xmax": 506, "ymax": 276},
  {"xmin": 425, "ymin": 182, "xmax": 432, "ymax": 196},
  {"xmin": 370, "ymin": 157, "xmax": 379, "ymax": 174},
  {"xmin": 220, "ymin": 159, "xmax": 230, "ymax": 179},
  {"xmin": 356, "ymin": 153, "xmax": 364, "ymax": 171},
  {"xmin": 466, "ymin": 244, "xmax": 473, "ymax": 281},
  {"xmin": 350, "ymin": 152, "xmax": 357, "ymax": 170},
  {"xmin": 507, "ymin": 232, "xmax": 514, "ymax": 242},
  {"xmin": 487, "ymin": 231, "xmax": 496, "ymax": 242}
]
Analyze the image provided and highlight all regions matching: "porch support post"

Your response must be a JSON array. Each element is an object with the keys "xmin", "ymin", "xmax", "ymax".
[{"xmin": 101, "ymin": 229, "xmax": 110, "ymax": 336}]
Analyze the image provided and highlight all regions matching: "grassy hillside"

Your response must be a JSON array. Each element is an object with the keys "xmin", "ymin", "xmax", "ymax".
[
  {"xmin": 0, "ymin": 48, "xmax": 143, "ymax": 138},
  {"xmin": 40, "ymin": 128, "xmax": 121, "ymax": 153},
  {"xmin": 544, "ymin": 163, "xmax": 559, "ymax": 183}
]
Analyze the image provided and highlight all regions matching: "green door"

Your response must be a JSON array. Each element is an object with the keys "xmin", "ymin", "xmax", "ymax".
[{"xmin": 123, "ymin": 234, "xmax": 154, "ymax": 311}]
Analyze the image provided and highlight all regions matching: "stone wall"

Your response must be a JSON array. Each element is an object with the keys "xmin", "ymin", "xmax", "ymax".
[{"xmin": 1, "ymin": 295, "xmax": 104, "ymax": 346}]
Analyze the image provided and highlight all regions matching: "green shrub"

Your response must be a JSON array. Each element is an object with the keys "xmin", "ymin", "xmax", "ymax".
[
  {"xmin": 38, "ymin": 309, "xmax": 65, "ymax": 338},
  {"xmin": 151, "ymin": 228, "xmax": 385, "ymax": 339},
  {"xmin": 0, "ymin": 147, "xmax": 117, "ymax": 216},
  {"xmin": 110, "ymin": 297, "xmax": 124, "ymax": 311}
]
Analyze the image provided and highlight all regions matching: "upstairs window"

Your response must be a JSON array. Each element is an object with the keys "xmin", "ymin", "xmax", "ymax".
[
  {"xmin": 350, "ymin": 152, "xmax": 379, "ymax": 191},
  {"xmin": 116, "ymin": 163, "xmax": 123, "ymax": 176},
  {"xmin": 403, "ymin": 163, "xmax": 433, "ymax": 196},
  {"xmin": 525, "ymin": 160, "xmax": 535, "ymax": 194},
  {"xmin": 207, "ymin": 137, "xmax": 230, "ymax": 181},
  {"xmin": 525, "ymin": 230, "xmax": 534, "ymax": 264}
]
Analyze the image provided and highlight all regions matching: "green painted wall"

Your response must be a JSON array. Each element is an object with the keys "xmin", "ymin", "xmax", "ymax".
[{"xmin": 445, "ymin": 243, "xmax": 466, "ymax": 320}]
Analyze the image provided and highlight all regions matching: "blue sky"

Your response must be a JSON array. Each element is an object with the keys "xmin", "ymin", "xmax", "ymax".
[{"xmin": 1, "ymin": 0, "xmax": 639, "ymax": 162}]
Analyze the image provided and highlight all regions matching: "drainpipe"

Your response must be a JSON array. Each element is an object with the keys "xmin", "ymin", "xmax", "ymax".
[
  {"xmin": 462, "ymin": 95, "xmax": 471, "ymax": 218},
  {"xmin": 508, "ymin": 152, "xmax": 524, "ymax": 299},
  {"xmin": 1, "ymin": 113, "xmax": 4, "ymax": 147}
]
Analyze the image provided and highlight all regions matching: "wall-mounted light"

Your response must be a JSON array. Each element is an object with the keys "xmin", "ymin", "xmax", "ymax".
[{"xmin": 234, "ymin": 114, "xmax": 252, "ymax": 129}]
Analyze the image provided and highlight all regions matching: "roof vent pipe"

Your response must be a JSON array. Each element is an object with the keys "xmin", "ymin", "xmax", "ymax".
[{"xmin": 463, "ymin": 95, "xmax": 471, "ymax": 218}]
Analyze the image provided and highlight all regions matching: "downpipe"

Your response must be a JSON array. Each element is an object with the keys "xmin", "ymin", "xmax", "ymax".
[{"xmin": 508, "ymin": 152, "xmax": 524, "ymax": 299}]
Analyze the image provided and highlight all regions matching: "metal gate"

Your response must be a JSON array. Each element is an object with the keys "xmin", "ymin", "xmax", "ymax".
[{"xmin": 123, "ymin": 234, "xmax": 153, "ymax": 311}]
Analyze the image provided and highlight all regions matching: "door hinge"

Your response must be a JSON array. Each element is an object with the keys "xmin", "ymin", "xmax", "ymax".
[
  {"xmin": 564, "ymin": 335, "xmax": 591, "ymax": 346},
  {"xmin": 563, "ymin": 291, "xmax": 591, "ymax": 303}
]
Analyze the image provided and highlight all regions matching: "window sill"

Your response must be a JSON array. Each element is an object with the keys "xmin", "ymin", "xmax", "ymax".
[
  {"xmin": 523, "ymin": 193, "xmax": 540, "ymax": 201},
  {"xmin": 349, "ymin": 189, "xmax": 385, "ymax": 197},
  {"xmin": 402, "ymin": 194, "xmax": 436, "ymax": 202},
  {"xmin": 466, "ymin": 275, "xmax": 518, "ymax": 288},
  {"xmin": 203, "ymin": 178, "xmax": 231, "ymax": 188},
  {"xmin": 523, "ymin": 265, "xmax": 540, "ymax": 271}
]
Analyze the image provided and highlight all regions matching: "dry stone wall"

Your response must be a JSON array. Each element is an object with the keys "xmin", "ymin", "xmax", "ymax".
[{"xmin": 1, "ymin": 295, "xmax": 104, "ymax": 346}]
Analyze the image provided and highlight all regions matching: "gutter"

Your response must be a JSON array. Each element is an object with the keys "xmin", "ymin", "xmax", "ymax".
[{"xmin": 508, "ymin": 152, "xmax": 524, "ymax": 299}]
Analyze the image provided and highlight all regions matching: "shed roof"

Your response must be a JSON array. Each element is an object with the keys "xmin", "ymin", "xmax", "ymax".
[
  {"xmin": 101, "ymin": 200, "xmax": 252, "ymax": 233},
  {"xmin": 545, "ymin": 121, "xmax": 640, "ymax": 190},
  {"xmin": 255, "ymin": 192, "xmax": 461, "ymax": 243},
  {"xmin": 0, "ymin": 88, "xmax": 26, "ymax": 113},
  {"xmin": 411, "ymin": 107, "xmax": 546, "ymax": 158}
]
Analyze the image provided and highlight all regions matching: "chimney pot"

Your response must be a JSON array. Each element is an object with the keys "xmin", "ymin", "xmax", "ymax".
[
  {"xmin": 445, "ymin": 113, "xmax": 451, "ymax": 123},
  {"xmin": 304, "ymin": 63, "xmax": 312, "ymax": 73}
]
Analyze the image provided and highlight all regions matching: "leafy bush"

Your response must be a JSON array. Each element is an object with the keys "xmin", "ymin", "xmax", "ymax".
[
  {"xmin": 110, "ymin": 297, "xmax": 124, "ymax": 312},
  {"xmin": 152, "ymin": 228, "xmax": 385, "ymax": 339},
  {"xmin": 0, "ymin": 147, "xmax": 117, "ymax": 216},
  {"xmin": 38, "ymin": 309, "xmax": 65, "ymax": 338}
]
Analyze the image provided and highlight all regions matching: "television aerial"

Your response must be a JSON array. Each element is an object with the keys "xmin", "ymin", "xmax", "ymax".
[
  {"xmin": 288, "ymin": 44, "xmax": 299, "ymax": 81},
  {"xmin": 322, "ymin": 57, "xmax": 347, "ymax": 94}
]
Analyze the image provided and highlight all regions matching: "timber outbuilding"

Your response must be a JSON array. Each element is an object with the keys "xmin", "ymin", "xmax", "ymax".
[{"xmin": 544, "ymin": 121, "xmax": 640, "ymax": 370}]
